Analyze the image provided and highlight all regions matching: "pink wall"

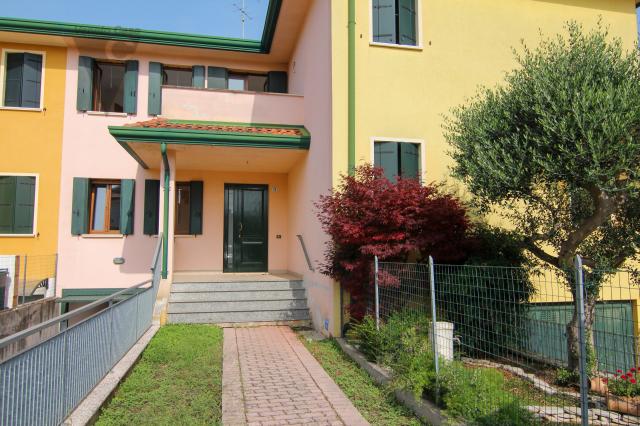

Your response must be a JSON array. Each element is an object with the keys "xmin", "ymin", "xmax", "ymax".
[
  {"xmin": 172, "ymin": 170, "xmax": 289, "ymax": 272},
  {"xmin": 286, "ymin": 0, "xmax": 337, "ymax": 335},
  {"xmin": 56, "ymin": 48, "xmax": 300, "ymax": 293},
  {"xmin": 162, "ymin": 87, "xmax": 305, "ymax": 124}
]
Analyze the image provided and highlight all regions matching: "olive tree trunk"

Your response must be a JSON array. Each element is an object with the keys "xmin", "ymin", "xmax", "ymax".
[{"xmin": 566, "ymin": 297, "xmax": 597, "ymax": 374}]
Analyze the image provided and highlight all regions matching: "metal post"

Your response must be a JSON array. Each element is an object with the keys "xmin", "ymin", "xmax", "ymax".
[
  {"xmin": 21, "ymin": 255, "xmax": 27, "ymax": 305},
  {"xmin": 575, "ymin": 255, "xmax": 589, "ymax": 426},
  {"xmin": 374, "ymin": 256, "xmax": 380, "ymax": 331},
  {"xmin": 429, "ymin": 256, "xmax": 439, "ymax": 375}
]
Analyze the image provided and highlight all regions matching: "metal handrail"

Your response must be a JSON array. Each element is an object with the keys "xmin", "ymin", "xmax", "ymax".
[
  {"xmin": 151, "ymin": 232, "xmax": 164, "ymax": 273},
  {"xmin": 0, "ymin": 280, "xmax": 152, "ymax": 350},
  {"xmin": 296, "ymin": 234, "xmax": 315, "ymax": 272},
  {"xmin": 0, "ymin": 233, "xmax": 164, "ymax": 350}
]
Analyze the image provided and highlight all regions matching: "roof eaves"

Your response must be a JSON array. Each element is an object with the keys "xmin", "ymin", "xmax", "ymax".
[{"xmin": 0, "ymin": 0, "xmax": 282, "ymax": 53}]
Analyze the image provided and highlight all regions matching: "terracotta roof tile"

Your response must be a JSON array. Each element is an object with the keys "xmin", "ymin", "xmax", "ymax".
[{"xmin": 125, "ymin": 118, "xmax": 303, "ymax": 137}]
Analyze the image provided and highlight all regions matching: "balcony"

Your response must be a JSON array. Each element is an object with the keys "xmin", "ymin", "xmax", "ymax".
[{"xmin": 161, "ymin": 86, "xmax": 305, "ymax": 126}]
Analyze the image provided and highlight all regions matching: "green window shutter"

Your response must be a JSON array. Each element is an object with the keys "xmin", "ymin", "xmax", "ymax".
[
  {"xmin": 21, "ymin": 53, "xmax": 42, "ymax": 108},
  {"xmin": 124, "ymin": 60, "xmax": 139, "ymax": 114},
  {"xmin": 189, "ymin": 181, "xmax": 203, "ymax": 235},
  {"xmin": 374, "ymin": 142, "xmax": 399, "ymax": 182},
  {"xmin": 373, "ymin": 0, "xmax": 397, "ymax": 43},
  {"xmin": 71, "ymin": 177, "xmax": 90, "ymax": 235},
  {"xmin": 398, "ymin": 0, "xmax": 417, "ymax": 46},
  {"xmin": 148, "ymin": 62, "xmax": 163, "ymax": 115},
  {"xmin": 192, "ymin": 65, "xmax": 205, "ymax": 88},
  {"xmin": 266, "ymin": 71, "xmax": 288, "ymax": 93},
  {"xmin": 120, "ymin": 179, "xmax": 135, "ymax": 235},
  {"xmin": 13, "ymin": 176, "xmax": 36, "ymax": 234},
  {"xmin": 77, "ymin": 56, "xmax": 94, "ymax": 111},
  {"xmin": 143, "ymin": 179, "xmax": 160, "ymax": 235},
  {"xmin": 207, "ymin": 66, "xmax": 228, "ymax": 89},
  {"xmin": 400, "ymin": 143, "xmax": 420, "ymax": 180},
  {"xmin": 0, "ymin": 176, "xmax": 17, "ymax": 233},
  {"xmin": 4, "ymin": 53, "xmax": 24, "ymax": 107}
]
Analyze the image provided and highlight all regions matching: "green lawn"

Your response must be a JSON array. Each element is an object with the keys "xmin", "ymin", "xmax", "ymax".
[
  {"xmin": 300, "ymin": 336, "xmax": 423, "ymax": 426},
  {"xmin": 96, "ymin": 324, "xmax": 223, "ymax": 426}
]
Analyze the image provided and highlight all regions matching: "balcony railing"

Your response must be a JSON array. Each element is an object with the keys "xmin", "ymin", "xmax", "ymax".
[{"xmin": 161, "ymin": 86, "xmax": 305, "ymax": 125}]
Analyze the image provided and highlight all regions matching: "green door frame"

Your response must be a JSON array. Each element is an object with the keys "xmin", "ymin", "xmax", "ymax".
[{"xmin": 223, "ymin": 184, "xmax": 269, "ymax": 273}]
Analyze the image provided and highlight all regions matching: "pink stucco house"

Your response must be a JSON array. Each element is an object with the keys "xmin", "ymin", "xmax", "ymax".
[{"xmin": 35, "ymin": 1, "xmax": 340, "ymax": 333}]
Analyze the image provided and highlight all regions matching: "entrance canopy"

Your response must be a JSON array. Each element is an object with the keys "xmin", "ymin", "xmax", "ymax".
[{"xmin": 108, "ymin": 118, "xmax": 310, "ymax": 172}]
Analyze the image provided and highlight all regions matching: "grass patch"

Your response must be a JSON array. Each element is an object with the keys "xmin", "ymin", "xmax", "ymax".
[
  {"xmin": 96, "ymin": 324, "xmax": 223, "ymax": 426},
  {"xmin": 300, "ymin": 336, "xmax": 422, "ymax": 426}
]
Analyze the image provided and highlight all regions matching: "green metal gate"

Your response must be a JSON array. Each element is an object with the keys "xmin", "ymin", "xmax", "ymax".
[{"xmin": 525, "ymin": 301, "xmax": 636, "ymax": 372}]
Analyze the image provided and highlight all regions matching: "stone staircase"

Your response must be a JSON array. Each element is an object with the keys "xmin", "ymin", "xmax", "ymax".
[{"xmin": 167, "ymin": 277, "xmax": 310, "ymax": 325}]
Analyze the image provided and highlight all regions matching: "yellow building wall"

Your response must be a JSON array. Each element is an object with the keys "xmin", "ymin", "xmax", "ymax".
[
  {"xmin": 330, "ymin": 1, "xmax": 638, "ymax": 332},
  {"xmin": 332, "ymin": 0, "xmax": 637, "ymax": 183},
  {"xmin": 0, "ymin": 42, "xmax": 67, "ymax": 257}
]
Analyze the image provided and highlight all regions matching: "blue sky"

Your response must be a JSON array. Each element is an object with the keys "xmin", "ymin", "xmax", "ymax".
[{"xmin": 1, "ymin": 0, "xmax": 270, "ymax": 40}]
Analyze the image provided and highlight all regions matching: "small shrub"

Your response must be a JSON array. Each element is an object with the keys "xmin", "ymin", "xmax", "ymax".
[
  {"xmin": 439, "ymin": 363, "xmax": 515, "ymax": 423},
  {"xmin": 475, "ymin": 402, "xmax": 538, "ymax": 426},
  {"xmin": 347, "ymin": 316, "xmax": 384, "ymax": 362},
  {"xmin": 555, "ymin": 368, "xmax": 579, "ymax": 387},
  {"xmin": 387, "ymin": 325, "xmax": 437, "ymax": 399}
]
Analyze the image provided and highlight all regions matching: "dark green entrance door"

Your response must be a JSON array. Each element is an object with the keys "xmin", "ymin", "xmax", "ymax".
[{"xmin": 224, "ymin": 184, "xmax": 268, "ymax": 272}]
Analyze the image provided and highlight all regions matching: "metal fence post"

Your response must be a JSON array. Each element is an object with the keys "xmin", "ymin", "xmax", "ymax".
[
  {"xmin": 374, "ymin": 256, "xmax": 380, "ymax": 331},
  {"xmin": 575, "ymin": 255, "xmax": 589, "ymax": 426},
  {"xmin": 21, "ymin": 255, "xmax": 27, "ymax": 305},
  {"xmin": 429, "ymin": 256, "xmax": 439, "ymax": 376}
]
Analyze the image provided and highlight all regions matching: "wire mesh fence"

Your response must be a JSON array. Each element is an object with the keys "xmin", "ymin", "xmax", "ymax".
[
  {"xmin": 361, "ymin": 257, "xmax": 640, "ymax": 425},
  {"xmin": 0, "ymin": 254, "xmax": 58, "ymax": 310}
]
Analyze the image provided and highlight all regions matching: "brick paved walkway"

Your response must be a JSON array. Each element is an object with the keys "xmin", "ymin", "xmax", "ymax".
[{"xmin": 222, "ymin": 326, "xmax": 369, "ymax": 426}]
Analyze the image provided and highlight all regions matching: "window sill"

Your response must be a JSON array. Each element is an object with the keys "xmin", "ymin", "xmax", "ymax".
[
  {"xmin": 80, "ymin": 234, "xmax": 125, "ymax": 239},
  {"xmin": 174, "ymin": 234, "xmax": 197, "ymax": 239},
  {"xmin": 369, "ymin": 41, "xmax": 424, "ymax": 51},
  {"xmin": 0, "ymin": 106, "xmax": 43, "ymax": 112},
  {"xmin": 0, "ymin": 233, "xmax": 36, "ymax": 238},
  {"xmin": 85, "ymin": 111, "xmax": 129, "ymax": 117}
]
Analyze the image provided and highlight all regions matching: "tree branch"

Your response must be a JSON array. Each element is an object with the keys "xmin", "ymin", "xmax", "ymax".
[
  {"xmin": 524, "ymin": 240, "xmax": 560, "ymax": 268},
  {"xmin": 558, "ymin": 186, "xmax": 618, "ymax": 265}
]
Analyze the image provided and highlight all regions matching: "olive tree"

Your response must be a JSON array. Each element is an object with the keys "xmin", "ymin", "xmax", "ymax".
[{"xmin": 445, "ymin": 22, "xmax": 640, "ymax": 372}]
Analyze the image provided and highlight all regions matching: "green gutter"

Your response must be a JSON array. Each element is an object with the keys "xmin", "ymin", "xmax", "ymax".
[
  {"xmin": 0, "ymin": 0, "xmax": 282, "ymax": 53},
  {"xmin": 348, "ymin": 0, "xmax": 356, "ymax": 175},
  {"xmin": 261, "ymin": 0, "xmax": 283, "ymax": 54},
  {"xmin": 161, "ymin": 143, "xmax": 170, "ymax": 280},
  {"xmin": 108, "ymin": 126, "xmax": 310, "ymax": 152}
]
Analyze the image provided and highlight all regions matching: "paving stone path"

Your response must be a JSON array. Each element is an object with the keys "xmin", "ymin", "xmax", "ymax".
[{"xmin": 222, "ymin": 326, "xmax": 369, "ymax": 426}]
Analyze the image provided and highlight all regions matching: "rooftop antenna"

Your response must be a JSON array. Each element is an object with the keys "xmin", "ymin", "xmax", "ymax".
[{"xmin": 233, "ymin": 0, "xmax": 253, "ymax": 39}]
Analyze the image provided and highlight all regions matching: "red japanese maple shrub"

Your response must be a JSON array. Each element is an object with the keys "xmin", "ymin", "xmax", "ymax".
[{"xmin": 316, "ymin": 164, "xmax": 471, "ymax": 319}]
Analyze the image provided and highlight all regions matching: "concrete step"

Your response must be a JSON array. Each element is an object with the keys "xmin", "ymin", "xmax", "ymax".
[
  {"xmin": 169, "ymin": 288, "xmax": 306, "ymax": 302},
  {"xmin": 171, "ymin": 281, "xmax": 304, "ymax": 292},
  {"xmin": 167, "ymin": 299, "xmax": 309, "ymax": 314},
  {"xmin": 167, "ymin": 309, "xmax": 310, "ymax": 324}
]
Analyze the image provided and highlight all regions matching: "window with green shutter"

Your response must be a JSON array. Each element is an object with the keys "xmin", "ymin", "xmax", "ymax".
[
  {"xmin": 174, "ymin": 181, "xmax": 203, "ymax": 235},
  {"xmin": 3, "ymin": 52, "xmax": 43, "ymax": 108},
  {"xmin": 71, "ymin": 178, "xmax": 135, "ymax": 235},
  {"xmin": 372, "ymin": 0, "xmax": 418, "ymax": 46},
  {"xmin": 76, "ymin": 57, "xmax": 137, "ymax": 113},
  {"xmin": 0, "ymin": 175, "xmax": 36, "ymax": 235},
  {"xmin": 373, "ymin": 141, "xmax": 421, "ymax": 182}
]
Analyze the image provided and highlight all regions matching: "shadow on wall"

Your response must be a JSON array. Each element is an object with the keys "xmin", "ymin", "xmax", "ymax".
[
  {"xmin": 533, "ymin": 0, "xmax": 635, "ymax": 14},
  {"xmin": 118, "ymin": 167, "xmax": 160, "ymax": 276}
]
